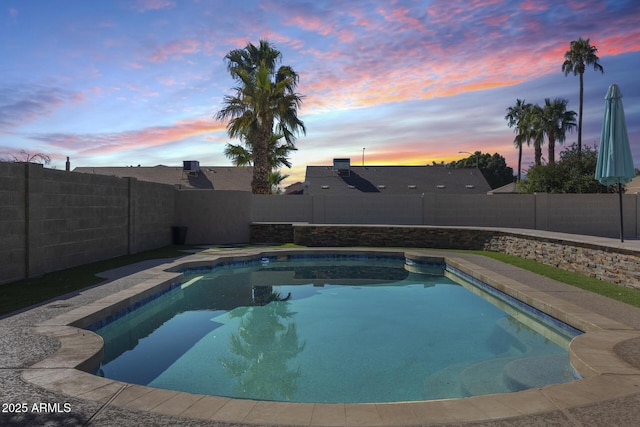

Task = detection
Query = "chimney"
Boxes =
[65,156,70,171]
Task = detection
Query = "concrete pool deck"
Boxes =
[3,235,640,426]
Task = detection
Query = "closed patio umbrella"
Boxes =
[595,83,635,242]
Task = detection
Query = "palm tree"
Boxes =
[223,143,253,167]
[520,104,546,166]
[541,98,577,164]
[505,99,532,181]
[216,40,305,194]
[224,133,297,169]
[269,170,290,194]
[562,37,604,154]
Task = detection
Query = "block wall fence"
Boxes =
[0,163,175,285]
[2,162,639,286]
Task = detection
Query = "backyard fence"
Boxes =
[1,161,638,285]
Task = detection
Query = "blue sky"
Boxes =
[1,0,639,185]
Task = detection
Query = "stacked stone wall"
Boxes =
[250,223,294,244]
[250,223,640,290]
[485,233,640,287]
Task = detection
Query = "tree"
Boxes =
[505,99,532,181]
[518,144,611,193]
[449,151,514,189]
[224,133,296,194]
[269,170,289,194]
[562,37,604,154]
[224,133,297,170]
[541,98,577,165]
[216,40,305,194]
[1,150,51,165]
[522,104,546,166]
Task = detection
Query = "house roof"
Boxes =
[487,181,518,194]
[626,175,640,194]
[303,165,491,195]
[283,181,305,195]
[73,165,253,190]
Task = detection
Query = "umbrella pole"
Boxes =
[619,183,624,242]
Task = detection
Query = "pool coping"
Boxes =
[20,248,640,426]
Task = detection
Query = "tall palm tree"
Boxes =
[216,40,305,194]
[224,133,297,169]
[562,37,604,154]
[541,98,577,164]
[505,99,532,181]
[520,104,546,166]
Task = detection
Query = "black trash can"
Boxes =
[171,226,188,245]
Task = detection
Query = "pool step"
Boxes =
[502,353,574,391]
[458,356,520,396]
[422,356,514,400]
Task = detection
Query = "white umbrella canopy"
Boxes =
[595,83,635,241]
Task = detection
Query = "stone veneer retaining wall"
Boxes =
[250,223,640,289]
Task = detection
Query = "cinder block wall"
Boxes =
[3,161,638,286]
[130,179,176,253]
[250,193,638,239]
[174,190,252,244]
[0,163,175,285]
[0,162,27,284]
[32,166,129,277]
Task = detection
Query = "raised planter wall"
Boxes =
[250,223,640,289]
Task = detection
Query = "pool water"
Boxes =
[95,256,579,403]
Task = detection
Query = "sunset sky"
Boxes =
[2,0,639,186]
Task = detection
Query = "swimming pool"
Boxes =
[92,253,581,404]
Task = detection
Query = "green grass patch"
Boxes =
[0,245,199,316]
[462,250,640,308]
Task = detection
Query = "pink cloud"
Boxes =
[484,13,510,27]
[260,31,305,50]
[598,31,640,56]
[156,76,179,86]
[286,14,333,36]
[520,0,550,11]
[150,38,200,62]
[290,0,640,116]
[376,5,424,31]
[32,118,225,156]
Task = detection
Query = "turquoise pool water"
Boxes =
[94,255,580,403]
